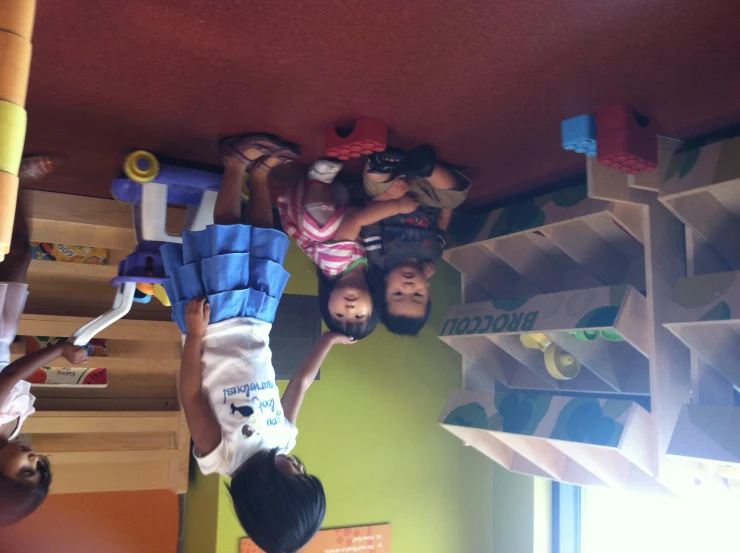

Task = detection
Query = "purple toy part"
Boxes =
[111,275,167,285]
[112,164,221,206]
[110,241,167,286]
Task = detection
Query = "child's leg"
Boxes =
[0,198,31,284]
[248,158,286,229]
[214,157,248,225]
[216,134,299,227]
[425,163,460,190]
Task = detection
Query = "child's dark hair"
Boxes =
[318,268,379,340]
[228,449,325,553]
[381,299,432,336]
[0,456,52,526]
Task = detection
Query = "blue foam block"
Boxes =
[561,114,597,156]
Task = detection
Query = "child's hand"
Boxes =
[421,261,436,278]
[397,195,421,214]
[186,298,211,337]
[322,332,356,346]
[374,178,410,201]
[61,343,89,365]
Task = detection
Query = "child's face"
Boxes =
[385,262,431,318]
[0,442,42,486]
[328,279,373,325]
[275,454,305,476]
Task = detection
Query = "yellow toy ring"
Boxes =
[124,150,160,183]
[544,343,581,380]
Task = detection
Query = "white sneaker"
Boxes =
[308,159,343,184]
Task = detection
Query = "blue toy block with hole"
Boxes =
[561,114,597,156]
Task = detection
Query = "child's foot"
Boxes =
[308,159,343,184]
[219,133,300,169]
[252,146,301,174]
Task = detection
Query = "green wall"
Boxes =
[491,465,552,553]
[185,245,496,553]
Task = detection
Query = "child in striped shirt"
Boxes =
[278,160,419,340]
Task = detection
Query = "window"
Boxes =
[554,482,740,553]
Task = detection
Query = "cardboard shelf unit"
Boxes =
[439,390,662,491]
[438,138,740,496]
[653,137,740,492]
[440,285,649,396]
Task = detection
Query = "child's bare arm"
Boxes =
[281,332,354,424]
[333,196,420,242]
[438,208,453,231]
[180,299,221,456]
[0,343,88,404]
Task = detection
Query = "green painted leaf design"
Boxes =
[699,301,732,322]
[488,200,546,239]
[678,147,700,178]
[576,306,619,328]
[663,147,701,182]
[601,399,632,421]
[551,184,588,208]
[488,414,504,431]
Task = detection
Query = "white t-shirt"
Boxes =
[0,377,35,441]
[194,317,298,476]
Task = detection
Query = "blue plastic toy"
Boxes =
[561,114,597,157]
[71,150,219,347]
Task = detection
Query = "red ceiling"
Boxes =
[22,0,740,206]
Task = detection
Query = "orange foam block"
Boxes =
[0,0,36,40]
[0,31,31,106]
[0,171,19,260]
[326,117,387,160]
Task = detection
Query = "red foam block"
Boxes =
[326,117,388,160]
[597,105,658,174]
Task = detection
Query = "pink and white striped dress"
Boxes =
[277,182,367,277]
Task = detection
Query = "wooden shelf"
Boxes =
[24,189,186,251]
[28,259,118,280]
[18,314,180,342]
[10,354,179,371]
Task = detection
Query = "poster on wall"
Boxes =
[241,524,391,553]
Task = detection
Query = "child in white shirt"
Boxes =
[163,133,353,553]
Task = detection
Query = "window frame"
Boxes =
[552,482,582,553]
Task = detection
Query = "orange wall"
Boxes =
[0,490,178,553]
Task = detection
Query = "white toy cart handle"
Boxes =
[71,282,137,346]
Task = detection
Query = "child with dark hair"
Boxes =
[361,145,471,336]
[165,134,354,553]
[278,159,419,340]
[0,196,88,526]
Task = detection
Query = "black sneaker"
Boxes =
[366,147,406,174]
